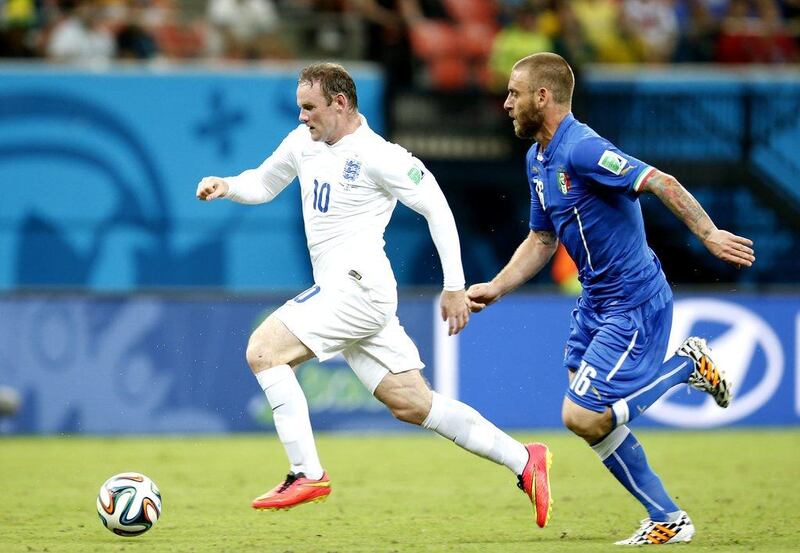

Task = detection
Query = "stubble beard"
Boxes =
[513,104,544,140]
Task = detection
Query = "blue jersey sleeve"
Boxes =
[529,193,554,231]
[526,149,554,231]
[570,136,656,194]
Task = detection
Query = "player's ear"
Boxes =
[334,92,348,112]
[537,87,548,106]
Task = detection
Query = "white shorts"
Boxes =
[273,277,424,393]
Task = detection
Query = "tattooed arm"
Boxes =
[640,170,755,268]
[467,230,558,312]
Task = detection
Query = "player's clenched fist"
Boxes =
[196,177,229,201]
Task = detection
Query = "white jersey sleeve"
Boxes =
[368,144,465,291]
[224,127,302,204]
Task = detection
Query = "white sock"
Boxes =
[255,365,324,480]
[591,425,630,461]
[422,391,528,475]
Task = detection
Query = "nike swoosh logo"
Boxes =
[302,482,331,488]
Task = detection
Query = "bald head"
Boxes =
[513,53,574,107]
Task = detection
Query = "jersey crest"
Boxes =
[342,158,361,183]
[557,168,571,194]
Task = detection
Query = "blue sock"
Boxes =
[592,426,679,522]
[611,354,694,426]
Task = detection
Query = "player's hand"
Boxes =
[440,290,470,336]
[466,282,500,313]
[196,177,229,201]
[703,229,755,268]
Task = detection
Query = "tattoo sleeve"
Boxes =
[641,171,716,240]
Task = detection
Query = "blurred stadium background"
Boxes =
[0,1,798,548]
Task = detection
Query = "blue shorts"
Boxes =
[563,284,673,413]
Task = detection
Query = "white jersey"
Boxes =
[224,115,465,299]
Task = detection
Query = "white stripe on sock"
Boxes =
[592,425,630,461]
[612,451,665,513]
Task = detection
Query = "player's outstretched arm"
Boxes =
[639,170,755,268]
[196,177,229,201]
[467,230,558,313]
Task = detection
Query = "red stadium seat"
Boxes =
[155,23,205,59]
[443,0,498,23]
[408,20,462,59]
[428,56,470,90]
[459,21,498,60]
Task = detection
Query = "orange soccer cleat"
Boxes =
[517,442,553,528]
[251,472,331,511]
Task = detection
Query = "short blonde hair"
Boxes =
[514,52,574,106]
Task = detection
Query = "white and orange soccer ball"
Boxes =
[96,472,162,536]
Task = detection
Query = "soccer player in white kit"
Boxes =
[196,62,553,527]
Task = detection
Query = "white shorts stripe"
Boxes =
[607,330,639,382]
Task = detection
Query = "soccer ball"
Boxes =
[97,472,162,536]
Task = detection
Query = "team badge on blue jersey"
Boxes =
[557,168,571,194]
[342,159,361,183]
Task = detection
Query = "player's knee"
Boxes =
[245,337,275,373]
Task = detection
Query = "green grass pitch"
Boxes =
[1,430,798,552]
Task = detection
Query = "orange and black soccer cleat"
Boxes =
[678,337,732,408]
[517,442,553,528]
[251,472,331,511]
[615,511,695,545]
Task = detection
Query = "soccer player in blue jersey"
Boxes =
[467,53,755,546]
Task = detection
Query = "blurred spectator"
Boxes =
[673,0,721,62]
[46,0,116,64]
[116,21,158,60]
[351,0,414,88]
[717,0,799,63]
[571,0,639,63]
[488,4,553,91]
[207,0,287,59]
[0,0,39,57]
[623,0,680,63]
[551,0,596,67]
[105,1,162,60]
[782,0,800,34]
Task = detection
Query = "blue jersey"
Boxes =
[527,114,667,312]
